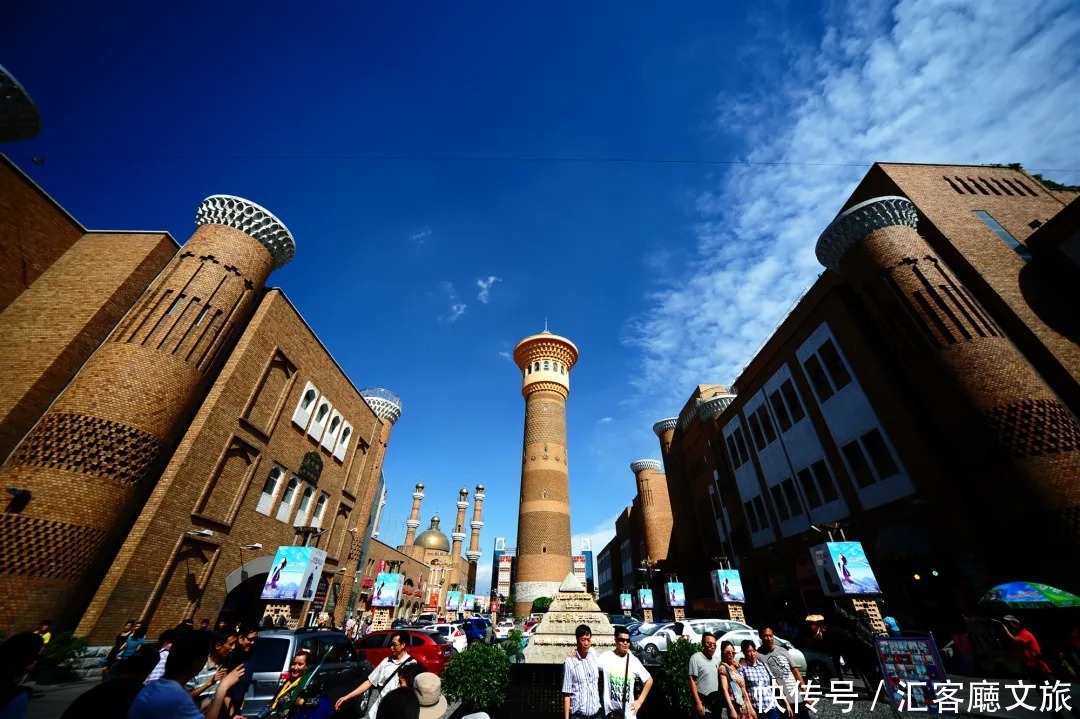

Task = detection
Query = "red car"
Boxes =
[354,629,453,675]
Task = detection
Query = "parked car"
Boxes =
[607,614,642,629]
[427,623,467,653]
[631,619,752,664]
[354,629,454,675]
[458,618,488,644]
[494,620,516,640]
[416,612,437,623]
[715,628,808,675]
[391,619,410,629]
[241,629,369,718]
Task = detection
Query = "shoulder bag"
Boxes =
[356,657,414,717]
[605,653,631,719]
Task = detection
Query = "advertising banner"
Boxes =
[463,594,475,611]
[261,546,327,601]
[637,588,654,609]
[665,582,686,607]
[810,541,881,596]
[710,569,745,603]
[370,572,403,608]
[620,593,632,611]
[875,635,949,713]
[446,591,462,612]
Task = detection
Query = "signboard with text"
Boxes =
[875,635,949,713]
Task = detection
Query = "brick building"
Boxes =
[0,156,402,642]
[357,539,432,620]
[603,163,1080,630]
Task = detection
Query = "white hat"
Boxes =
[415,672,448,719]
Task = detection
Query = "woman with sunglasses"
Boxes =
[719,641,755,719]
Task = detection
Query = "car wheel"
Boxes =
[807,660,831,685]
[644,644,660,662]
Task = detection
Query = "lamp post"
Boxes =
[238,543,262,583]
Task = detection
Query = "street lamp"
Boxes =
[238,543,263,582]
[186,529,214,538]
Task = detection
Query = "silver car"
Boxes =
[717,628,807,675]
[631,619,752,664]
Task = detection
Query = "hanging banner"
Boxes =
[261,546,327,601]
[710,569,745,603]
[810,541,881,596]
[620,593,632,611]
[665,582,686,607]
[637,588,654,609]
[446,591,462,612]
[463,593,476,611]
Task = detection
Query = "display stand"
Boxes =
[372,607,392,631]
[836,596,887,635]
[673,607,686,621]
[642,609,653,622]
[718,603,745,623]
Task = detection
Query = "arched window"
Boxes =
[312,494,328,527]
[329,416,340,433]
[292,382,321,428]
[543,360,550,371]
[334,425,352,462]
[561,365,566,375]
[526,366,531,375]
[542,543,547,553]
[534,362,540,372]
[257,466,283,515]
[276,477,299,522]
[294,487,314,526]
[301,389,316,410]
[316,404,330,422]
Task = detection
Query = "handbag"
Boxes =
[356,658,414,717]
[605,653,631,719]
[722,664,744,707]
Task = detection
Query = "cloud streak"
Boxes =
[438,281,467,322]
[476,276,501,303]
[625,0,1080,417]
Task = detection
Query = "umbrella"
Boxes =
[979,582,1080,609]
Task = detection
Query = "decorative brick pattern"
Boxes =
[983,398,1080,459]
[524,397,566,446]
[0,515,106,580]
[11,412,162,485]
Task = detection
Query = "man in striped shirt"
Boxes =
[563,624,602,719]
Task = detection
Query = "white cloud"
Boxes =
[409,228,431,250]
[498,350,513,361]
[598,417,613,424]
[437,282,467,322]
[476,276,502,303]
[625,0,1080,416]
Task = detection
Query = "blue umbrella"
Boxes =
[980,582,1080,609]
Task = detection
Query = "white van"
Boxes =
[416,612,437,624]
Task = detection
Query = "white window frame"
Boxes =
[276,476,300,522]
[307,398,333,441]
[256,464,285,516]
[292,381,320,428]
[321,410,344,452]
[333,422,353,462]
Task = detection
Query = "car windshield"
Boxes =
[250,636,291,674]
[434,626,450,636]
[634,623,663,637]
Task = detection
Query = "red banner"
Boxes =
[361,576,374,589]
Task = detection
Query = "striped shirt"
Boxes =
[562,649,601,717]
[739,661,780,713]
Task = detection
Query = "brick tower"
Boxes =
[450,486,469,567]
[816,196,1080,583]
[0,195,294,630]
[651,419,677,466]
[465,483,485,592]
[512,329,579,618]
[630,459,672,563]
[403,482,425,545]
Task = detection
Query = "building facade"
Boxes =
[0,157,401,641]
[604,163,1080,630]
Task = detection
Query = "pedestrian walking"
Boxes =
[102,619,135,678]
[738,640,792,719]
[33,620,51,646]
[145,629,179,685]
[186,630,238,712]
[688,632,723,716]
[129,631,244,719]
[598,626,652,718]
[335,631,416,718]
[718,641,753,719]
[562,624,602,719]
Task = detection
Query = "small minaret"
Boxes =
[404,482,425,546]
[465,483,485,591]
[631,459,673,563]
[450,486,469,569]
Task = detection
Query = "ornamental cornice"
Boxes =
[513,333,579,370]
[0,64,41,143]
[195,195,296,270]
[630,459,663,474]
[451,532,467,541]
[465,551,481,561]
[652,418,678,436]
[361,388,403,425]
[470,520,484,529]
[697,394,737,421]
[405,519,420,528]
[457,500,469,509]
[412,491,424,500]
[474,492,486,501]
[816,195,918,273]
[524,380,569,399]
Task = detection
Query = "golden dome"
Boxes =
[414,516,450,552]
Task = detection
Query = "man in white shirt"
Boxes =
[599,627,653,718]
[336,631,416,718]
[129,632,244,719]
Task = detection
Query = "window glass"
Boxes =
[782,478,803,516]
[747,414,766,451]
[803,355,834,402]
[408,633,427,647]
[314,495,327,520]
[298,487,313,513]
[316,404,329,422]
[301,389,316,409]
[357,634,387,649]
[797,468,822,508]
[262,468,281,495]
[752,496,768,530]
[250,637,291,673]
[818,340,852,391]
[769,391,792,432]
[281,479,298,504]
[862,429,899,479]
[973,210,1032,260]
[329,417,340,432]
[322,637,357,663]
[756,406,777,444]
[743,501,759,533]
[781,380,805,422]
[733,428,750,464]
[812,460,838,503]
[842,441,876,489]
[771,485,789,521]
[726,436,741,469]
[543,360,550,371]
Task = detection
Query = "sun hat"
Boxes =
[805,614,825,622]
[415,672,449,719]
[1003,615,1020,624]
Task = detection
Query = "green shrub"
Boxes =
[42,631,88,670]
[531,596,552,613]
[498,630,525,661]
[442,640,511,710]
[659,638,701,713]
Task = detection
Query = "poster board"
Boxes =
[875,635,949,713]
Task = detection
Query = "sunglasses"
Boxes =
[616,637,630,643]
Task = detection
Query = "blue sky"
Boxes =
[4,1,1078,595]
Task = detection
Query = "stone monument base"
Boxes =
[523,573,615,664]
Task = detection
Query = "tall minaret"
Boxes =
[465,483,485,591]
[450,487,469,572]
[512,329,579,618]
[404,482,425,546]
[631,459,672,563]
[0,195,294,631]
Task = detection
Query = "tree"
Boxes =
[442,641,511,711]
[658,638,700,713]
[531,596,552,613]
